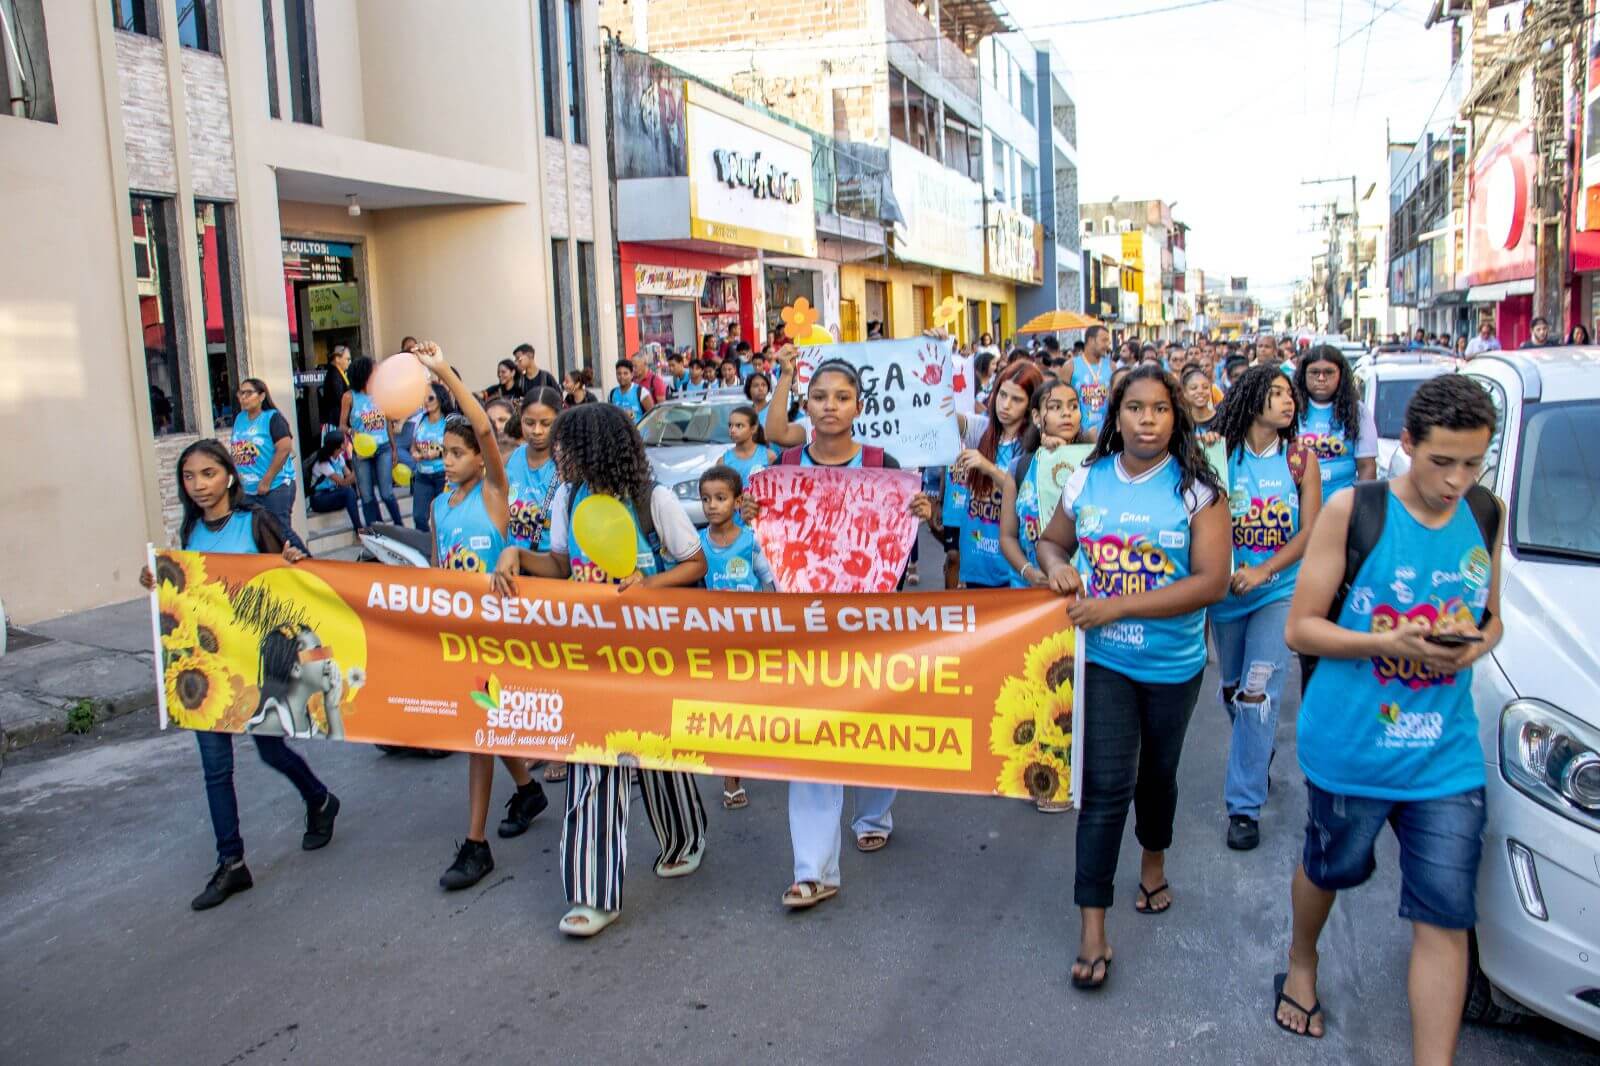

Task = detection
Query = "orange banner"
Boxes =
[148,550,1083,804]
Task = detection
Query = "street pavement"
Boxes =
[2,546,1596,1065]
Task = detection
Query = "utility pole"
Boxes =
[1303,176,1360,338]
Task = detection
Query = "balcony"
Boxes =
[884,0,1011,113]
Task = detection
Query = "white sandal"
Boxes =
[722,787,748,810]
[558,905,619,937]
[654,845,704,879]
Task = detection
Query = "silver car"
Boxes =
[639,390,756,526]
[1356,351,1461,478]
[1460,348,1600,1039]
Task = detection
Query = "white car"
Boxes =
[1461,348,1600,1039]
[1356,352,1460,478]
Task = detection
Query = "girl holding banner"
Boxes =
[999,377,1082,592]
[492,403,709,938]
[1034,364,1232,990]
[950,363,1045,589]
[410,346,554,893]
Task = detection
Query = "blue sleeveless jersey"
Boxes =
[1070,357,1113,437]
[184,511,259,554]
[1071,457,1207,684]
[1010,453,1044,587]
[432,481,507,573]
[1299,401,1356,499]
[609,384,646,424]
[720,446,774,485]
[230,411,294,492]
[960,438,1020,586]
[567,485,667,584]
[350,391,390,446]
[413,416,446,475]
[505,445,558,551]
[699,526,769,591]
[1212,442,1301,622]
[1297,492,1492,800]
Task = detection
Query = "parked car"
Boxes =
[1355,351,1460,478]
[638,391,754,526]
[1459,347,1600,1040]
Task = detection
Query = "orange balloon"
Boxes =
[369,353,430,420]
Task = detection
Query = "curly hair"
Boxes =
[1214,364,1295,462]
[553,402,653,500]
[1294,345,1361,442]
[968,361,1045,500]
[1084,363,1224,500]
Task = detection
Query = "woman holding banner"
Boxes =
[1035,364,1231,990]
[492,403,708,938]
[950,362,1044,589]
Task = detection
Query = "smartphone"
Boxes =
[1424,632,1484,648]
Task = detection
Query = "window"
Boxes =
[177,0,219,52]
[2,0,58,122]
[1020,159,1037,218]
[990,133,1008,203]
[550,239,574,376]
[864,279,888,336]
[913,286,934,332]
[194,202,243,426]
[888,68,907,143]
[132,195,188,435]
[563,0,585,143]
[284,0,319,124]
[538,0,560,138]
[943,114,981,182]
[1019,72,1035,124]
[576,241,598,370]
[1102,217,1114,234]
[1513,401,1600,560]
[907,80,929,156]
[112,1,158,36]
[260,0,278,118]
[889,67,939,160]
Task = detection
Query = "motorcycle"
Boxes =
[356,525,451,758]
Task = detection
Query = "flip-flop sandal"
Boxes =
[1273,972,1324,1039]
[1070,955,1112,990]
[1035,798,1072,813]
[855,832,889,853]
[544,763,568,783]
[781,880,838,909]
[1135,881,1172,915]
[654,845,704,879]
[722,788,748,810]
[558,905,619,938]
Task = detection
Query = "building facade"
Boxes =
[1080,199,1187,341]
[1,0,617,622]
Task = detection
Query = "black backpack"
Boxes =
[1300,480,1500,684]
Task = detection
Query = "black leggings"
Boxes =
[1073,662,1205,909]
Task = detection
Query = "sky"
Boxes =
[1005,0,1453,308]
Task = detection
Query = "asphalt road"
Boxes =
[3,546,1595,1065]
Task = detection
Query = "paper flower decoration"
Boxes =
[932,297,963,328]
[781,297,820,340]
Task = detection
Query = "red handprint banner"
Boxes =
[793,338,962,467]
[748,466,922,593]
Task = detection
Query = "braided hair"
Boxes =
[1294,345,1360,440]
[552,402,652,501]
[1215,364,1295,462]
[1084,363,1223,500]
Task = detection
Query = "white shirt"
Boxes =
[1464,335,1500,356]
[547,483,703,564]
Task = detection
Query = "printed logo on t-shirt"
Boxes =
[231,437,261,469]
[1299,430,1347,461]
[1369,598,1474,689]
[1232,497,1294,551]
[1082,534,1175,597]
[1076,505,1106,536]
[1461,545,1491,588]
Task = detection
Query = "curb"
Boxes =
[1,682,158,753]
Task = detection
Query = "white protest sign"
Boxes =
[794,337,961,467]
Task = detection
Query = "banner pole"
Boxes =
[146,544,169,729]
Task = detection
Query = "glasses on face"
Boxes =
[237,388,258,397]
[1306,367,1338,379]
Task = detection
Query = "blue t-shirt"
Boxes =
[960,438,1020,587]
[505,445,558,551]
[1297,492,1492,800]
[350,391,390,447]
[610,384,646,424]
[1063,454,1214,684]
[413,415,447,475]
[720,446,775,485]
[699,526,773,591]
[1070,357,1114,438]
[184,511,259,554]
[432,481,507,573]
[230,410,295,492]
[1299,401,1357,500]
[1211,441,1301,623]
[1011,453,1044,588]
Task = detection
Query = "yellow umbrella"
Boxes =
[1017,310,1102,334]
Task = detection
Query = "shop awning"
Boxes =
[1466,279,1535,303]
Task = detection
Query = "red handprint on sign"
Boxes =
[747,467,921,592]
[916,344,947,387]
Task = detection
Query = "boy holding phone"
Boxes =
[1272,375,1503,1061]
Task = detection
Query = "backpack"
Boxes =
[1300,480,1500,683]
[559,482,662,571]
[778,444,886,467]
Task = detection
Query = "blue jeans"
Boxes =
[411,471,446,533]
[195,731,327,865]
[353,444,402,527]
[253,482,309,553]
[1209,596,1293,819]
[1301,782,1487,929]
[309,485,361,533]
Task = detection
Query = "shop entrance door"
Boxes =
[282,238,367,447]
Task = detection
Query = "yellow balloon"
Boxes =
[352,433,377,458]
[801,324,835,345]
[392,463,412,487]
[571,494,639,580]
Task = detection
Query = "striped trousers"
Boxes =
[561,763,707,911]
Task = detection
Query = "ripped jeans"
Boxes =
[1209,596,1293,820]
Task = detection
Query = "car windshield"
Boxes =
[1513,401,1600,563]
[638,401,736,446]
[1372,377,1427,439]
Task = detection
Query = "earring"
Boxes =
[228,477,235,487]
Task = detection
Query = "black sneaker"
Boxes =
[497,782,548,838]
[191,860,253,911]
[1226,815,1260,851]
[302,792,340,850]
[439,839,494,891]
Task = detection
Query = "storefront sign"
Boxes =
[1466,124,1536,287]
[149,550,1082,804]
[987,203,1041,283]
[281,239,353,283]
[888,140,984,274]
[686,85,816,257]
[635,265,708,299]
[307,283,360,332]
